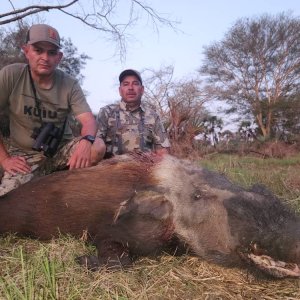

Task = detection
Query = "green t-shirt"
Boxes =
[0,63,91,150]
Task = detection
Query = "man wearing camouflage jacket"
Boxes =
[96,69,170,157]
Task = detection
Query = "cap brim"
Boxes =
[119,70,142,84]
[28,39,61,48]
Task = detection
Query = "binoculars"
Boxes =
[31,122,63,157]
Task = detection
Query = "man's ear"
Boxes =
[56,51,63,64]
[21,45,29,57]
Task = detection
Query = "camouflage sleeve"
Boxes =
[96,105,111,140]
[153,114,171,148]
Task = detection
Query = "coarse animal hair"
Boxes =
[0,153,300,277]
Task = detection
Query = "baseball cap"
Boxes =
[119,69,142,85]
[26,24,61,48]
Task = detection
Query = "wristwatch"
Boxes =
[80,135,95,144]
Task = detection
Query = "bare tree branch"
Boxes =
[142,65,207,145]
[132,0,177,33]
[1,0,178,60]
[0,1,78,25]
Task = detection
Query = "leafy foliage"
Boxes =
[271,94,300,142]
[200,13,300,139]
[0,26,27,68]
[58,37,90,85]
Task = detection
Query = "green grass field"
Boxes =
[0,154,300,299]
[200,153,300,211]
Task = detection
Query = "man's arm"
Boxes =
[78,111,106,164]
[77,111,98,137]
[67,112,96,169]
[67,112,105,169]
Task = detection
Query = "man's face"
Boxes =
[22,41,62,77]
[119,75,144,106]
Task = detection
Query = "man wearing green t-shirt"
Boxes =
[0,24,105,196]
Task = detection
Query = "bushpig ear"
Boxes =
[135,194,173,220]
[113,190,173,223]
[113,199,132,223]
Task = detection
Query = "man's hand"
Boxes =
[67,139,92,170]
[1,156,32,175]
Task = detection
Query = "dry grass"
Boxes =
[0,236,300,300]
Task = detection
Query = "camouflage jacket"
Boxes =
[96,100,170,155]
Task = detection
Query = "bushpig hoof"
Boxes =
[75,255,100,271]
[75,253,132,271]
[76,241,133,271]
[97,240,133,270]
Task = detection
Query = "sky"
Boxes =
[2,0,300,128]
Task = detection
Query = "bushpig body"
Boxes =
[0,153,299,275]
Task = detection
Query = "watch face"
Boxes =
[87,135,95,141]
[82,135,95,143]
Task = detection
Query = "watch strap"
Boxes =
[80,135,95,144]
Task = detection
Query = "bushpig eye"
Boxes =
[193,190,202,200]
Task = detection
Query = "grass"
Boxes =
[1,237,300,300]
[1,238,300,299]
[200,153,300,211]
[1,153,300,299]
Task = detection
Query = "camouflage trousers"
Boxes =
[0,137,81,196]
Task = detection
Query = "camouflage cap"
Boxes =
[119,69,142,85]
[26,24,61,48]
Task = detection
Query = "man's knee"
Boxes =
[0,171,34,196]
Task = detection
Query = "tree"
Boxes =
[200,116,223,146]
[1,0,176,59]
[142,65,209,147]
[200,13,300,139]
[237,121,257,143]
[272,94,300,142]
[58,38,90,84]
[0,25,27,67]
[142,65,175,119]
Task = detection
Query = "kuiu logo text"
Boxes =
[24,105,58,119]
